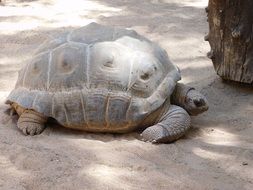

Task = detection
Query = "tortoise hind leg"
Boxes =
[141,105,191,143]
[17,109,48,136]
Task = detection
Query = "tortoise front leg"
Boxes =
[171,83,208,116]
[141,105,191,143]
[17,109,48,136]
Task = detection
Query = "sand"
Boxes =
[0,0,252,189]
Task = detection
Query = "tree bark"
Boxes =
[206,0,253,84]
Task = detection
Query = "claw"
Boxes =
[22,128,28,136]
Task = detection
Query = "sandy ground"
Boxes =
[0,0,253,189]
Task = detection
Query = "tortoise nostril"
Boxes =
[194,99,205,107]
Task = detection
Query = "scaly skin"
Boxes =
[141,105,191,143]
[140,83,208,143]
[11,103,48,135]
[171,83,209,116]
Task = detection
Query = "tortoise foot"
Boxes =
[17,110,47,136]
[140,125,169,143]
[140,105,191,143]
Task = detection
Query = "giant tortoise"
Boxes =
[6,23,208,143]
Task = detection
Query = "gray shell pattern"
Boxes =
[7,23,181,132]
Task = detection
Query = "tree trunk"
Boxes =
[206,0,253,84]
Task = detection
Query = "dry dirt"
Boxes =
[0,0,253,190]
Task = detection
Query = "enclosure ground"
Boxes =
[0,0,252,190]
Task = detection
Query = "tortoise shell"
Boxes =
[6,23,181,132]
